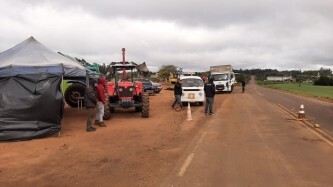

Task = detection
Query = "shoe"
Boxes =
[205,112,208,115]
[98,122,107,127]
[87,127,96,132]
[209,112,214,115]
[94,120,99,125]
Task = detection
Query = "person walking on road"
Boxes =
[84,79,98,132]
[172,78,184,110]
[96,77,107,127]
[241,79,246,93]
[204,77,216,115]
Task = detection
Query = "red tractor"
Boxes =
[103,48,149,119]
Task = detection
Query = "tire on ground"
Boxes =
[64,83,86,107]
[141,92,149,118]
[103,95,112,120]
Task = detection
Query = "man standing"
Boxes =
[241,79,246,93]
[171,78,184,110]
[84,79,97,132]
[96,77,107,127]
[204,77,216,115]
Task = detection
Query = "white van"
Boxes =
[180,76,205,105]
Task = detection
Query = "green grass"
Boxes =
[258,81,333,100]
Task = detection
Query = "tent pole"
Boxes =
[62,76,64,97]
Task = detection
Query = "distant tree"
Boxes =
[98,63,107,75]
[314,76,333,86]
[157,65,178,80]
[319,68,332,76]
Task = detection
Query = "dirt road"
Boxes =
[0,84,218,186]
[162,79,333,186]
[1,81,333,186]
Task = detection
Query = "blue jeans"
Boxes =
[172,95,183,108]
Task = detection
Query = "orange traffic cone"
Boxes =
[298,104,305,120]
[186,102,193,121]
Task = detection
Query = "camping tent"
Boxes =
[0,36,86,141]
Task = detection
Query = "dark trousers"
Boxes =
[205,97,214,113]
[172,95,183,108]
[87,107,96,129]
[242,86,245,93]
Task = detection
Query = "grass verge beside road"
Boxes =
[256,81,333,101]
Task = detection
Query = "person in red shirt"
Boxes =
[95,77,107,127]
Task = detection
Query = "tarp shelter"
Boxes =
[0,36,86,141]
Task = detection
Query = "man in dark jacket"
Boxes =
[204,77,216,115]
[172,78,184,110]
[241,79,246,93]
[84,79,98,132]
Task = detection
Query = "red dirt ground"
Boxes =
[0,83,225,186]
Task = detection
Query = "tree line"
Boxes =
[70,57,333,86]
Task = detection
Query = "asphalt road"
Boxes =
[162,79,333,187]
[254,79,333,136]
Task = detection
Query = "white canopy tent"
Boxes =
[0,36,86,141]
[0,36,86,77]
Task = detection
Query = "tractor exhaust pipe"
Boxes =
[122,48,126,78]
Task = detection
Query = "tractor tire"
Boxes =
[141,92,149,118]
[103,95,112,120]
[103,97,112,120]
[64,83,86,107]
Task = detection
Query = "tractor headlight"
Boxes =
[129,88,133,91]
[119,88,123,92]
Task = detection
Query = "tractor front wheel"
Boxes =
[141,92,149,118]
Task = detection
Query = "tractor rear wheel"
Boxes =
[103,95,112,120]
[141,92,149,118]
[64,83,86,107]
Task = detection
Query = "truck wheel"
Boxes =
[64,83,86,107]
[230,85,234,93]
[141,92,149,118]
[103,96,112,120]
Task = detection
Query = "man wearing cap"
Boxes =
[84,79,98,132]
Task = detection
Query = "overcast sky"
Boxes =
[0,0,332,72]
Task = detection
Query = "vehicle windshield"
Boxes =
[181,78,204,87]
[211,74,228,81]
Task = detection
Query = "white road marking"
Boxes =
[178,132,206,177]
[178,153,194,177]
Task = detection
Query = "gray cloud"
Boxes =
[0,0,332,72]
